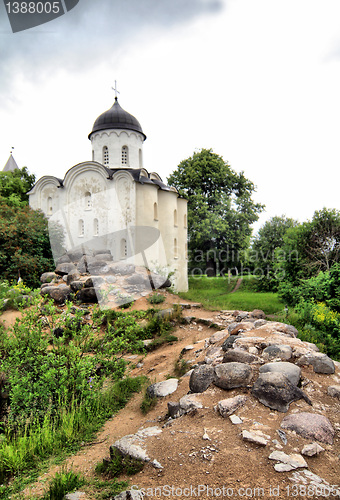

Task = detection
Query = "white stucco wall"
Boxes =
[90,129,144,169]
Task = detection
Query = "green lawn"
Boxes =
[179,275,284,315]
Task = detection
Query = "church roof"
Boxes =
[89,97,146,140]
[3,153,19,172]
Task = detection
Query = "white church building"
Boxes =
[28,95,188,292]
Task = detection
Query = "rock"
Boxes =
[209,331,228,344]
[204,345,224,364]
[64,493,86,500]
[126,274,149,286]
[136,426,162,438]
[105,275,117,284]
[84,276,105,287]
[259,362,301,386]
[281,413,335,444]
[217,395,247,417]
[242,430,268,446]
[262,345,292,361]
[111,435,149,462]
[109,263,136,275]
[150,272,171,289]
[327,385,340,399]
[202,428,211,440]
[167,402,181,418]
[114,490,144,500]
[251,309,266,319]
[70,281,85,292]
[156,308,174,320]
[214,362,253,390]
[66,272,81,285]
[229,415,243,424]
[147,379,178,398]
[301,442,325,457]
[40,272,58,283]
[76,287,98,303]
[151,459,163,469]
[254,319,267,328]
[95,253,113,261]
[251,372,312,412]
[221,335,239,351]
[222,348,258,364]
[40,285,57,296]
[297,352,335,374]
[189,365,216,393]
[275,463,295,472]
[179,394,203,412]
[48,285,71,304]
[55,262,77,276]
[269,450,308,469]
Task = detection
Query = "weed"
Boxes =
[174,358,191,377]
[42,468,85,500]
[96,449,144,478]
[140,391,158,415]
[147,293,166,304]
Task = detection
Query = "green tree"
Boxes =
[0,195,54,287]
[167,149,264,275]
[250,215,298,291]
[0,167,35,206]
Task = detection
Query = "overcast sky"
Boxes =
[1,0,340,234]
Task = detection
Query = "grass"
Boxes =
[0,376,146,496]
[179,275,284,314]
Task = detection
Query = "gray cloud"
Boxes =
[0,0,223,98]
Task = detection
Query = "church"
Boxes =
[28,93,188,292]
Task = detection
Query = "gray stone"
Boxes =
[269,451,308,469]
[111,435,149,462]
[251,372,312,412]
[251,309,266,319]
[150,272,171,289]
[179,394,203,412]
[189,364,216,393]
[214,362,253,390]
[209,331,228,344]
[109,263,136,275]
[126,274,149,286]
[222,348,258,364]
[259,362,301,386]
[262,345,292,361]
[217,395,247,417]
[275,463,295,472]
[64,493,86,500]
[167,402,181,418]
[229,415,243,424]
[301,442,325,457]
[76,287,98,303]
[66,272,81,285]
[40,285,57,296]
[55,262,77,276]
[40,272,58,283]
[221,335,239,351]
[105,275,117,284]
[281,412,335,444]
[254,319,267,328]
[114,490,144,500]
[298,352,335,374]
[84,276,105,287]
[146,379,178,398]
[95,253,113,261]
[48,285,71,304]
[70,281,85,292]
[327,385,340,399]
[242,430,268,446]
[136,426,162,438]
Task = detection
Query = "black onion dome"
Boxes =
[89,98,146,140]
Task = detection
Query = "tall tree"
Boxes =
[167,149,264,275]
[0,167,35,206]
[250,215,298,290]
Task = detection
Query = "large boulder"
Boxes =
[221,335,239,351]
[251,372,312,412]
[214,362,253,390]
[48,285,71,304]
[40,272,58,283]
[76,287,98,303]
[259,362,301,386]
[297,352,335,374]
[262,345,292,361]
[281,412,335,444]
[189,365,216,393]
[55,262,77,276]
[147,379,178,398]
[222,348,258,364]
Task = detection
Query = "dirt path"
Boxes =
[230,277,243,294]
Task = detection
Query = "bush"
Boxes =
[42,468,85,500]
[147,293,166,304]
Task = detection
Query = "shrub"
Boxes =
[147,293,166,304]
[42,468,85,500]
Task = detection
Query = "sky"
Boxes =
[1,0,340,234]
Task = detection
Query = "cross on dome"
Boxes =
[112,80,120,100]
